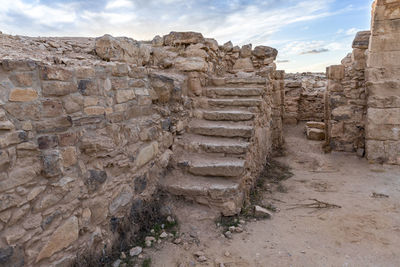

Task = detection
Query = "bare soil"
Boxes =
[146,123,400,267]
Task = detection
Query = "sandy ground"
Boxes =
[147,123,400,267]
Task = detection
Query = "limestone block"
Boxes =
[62,94,83,114]
[367,108,400,125]
[78,79,100,95]
[4,226,26,245]
[9,88,38,102]
[95,34,140,63]
[368,51,400,68]
[184,45,208,59]
[331,106,353,120]
[9,72,34,87]
[42,98,64,117]
[326,65,345,81]
[116,89,136,104]
[34,116,72,133]
[41,150,63,178]
[149,74,174,102]
[252,46,278,59]
[307,128,325,141]
[174,57,208,72]
[352,31,371,49]
[163,31,205,46]
[61,147,77,167]
[40,66,73,81]
[306,121,325,130]
[0,131,28,148]
[136,141,159,167]
[42,81,77,96]
[36,216,79,262]
[85,169,107,192]
[111,63,129,77]
[58,132,78,147]
[205,38,218,51]
[109,186,133,215]
[38,135,59,150]
[240,44,252,58]
[232,58,254,72]
[366,122,400,140]
[84,106,105,116]
[366,140,386,163]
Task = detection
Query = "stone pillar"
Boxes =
[366,0,400,164]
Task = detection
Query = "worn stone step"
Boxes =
[182,134,250,154]
[160,170,243,215]
[189,120,253,138]
[208,98,262,107]
[179,155,245,177]
[202,110,255,121]
[206,87,263,97]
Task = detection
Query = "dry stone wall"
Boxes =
[325,31,369,153]
[365,0,400,164]
[0,31,282,266]
[284,73,326,124]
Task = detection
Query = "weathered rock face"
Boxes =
[284,73,327,124]
[365,0,400,164]
[0,30,282,266]
[325,31,369,153]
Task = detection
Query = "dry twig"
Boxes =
[287,198,341,211]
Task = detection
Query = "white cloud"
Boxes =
[345,27,360,36]
[105,0,134,10]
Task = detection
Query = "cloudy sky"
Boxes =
[0,0,373,72]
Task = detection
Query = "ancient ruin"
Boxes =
[0,0,399,266]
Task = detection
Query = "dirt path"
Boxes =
[147,123,400,267]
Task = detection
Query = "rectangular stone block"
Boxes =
[40,66,73,81]
[326,65,345,81]
[368,108,400,124]
[42,81,77,96]
[368,51,400,68]
[366,122,400,140]
[9,88,38,102]
[116,90,136,104]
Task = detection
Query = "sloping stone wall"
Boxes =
[365,0,400,164]
[325,31,369,153]
[0,31,282,266]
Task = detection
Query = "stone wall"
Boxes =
[365,0,400,164]
[284,73,326,124]
[325,31,370,153]
[0,31,282,266]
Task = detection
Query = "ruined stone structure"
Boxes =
[284,73,326,124]
[325,0,400,164]
[325,31,369,153]
[0,31,283,266]
[365,0,400,164]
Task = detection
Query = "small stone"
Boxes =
[120,252,126,259]
[254,205,272,219]
[166,216,175,223]
[197,256,207,262]
[228,226,236,232]
[173,238,182,244]
[235,227,243,233]
[224,231,233,239]
[224,251,231,257]
[194,251,204,257]
[129,246,142,257]
[112,259,122,267]
[145,240,152,247]
[159,232,168,239]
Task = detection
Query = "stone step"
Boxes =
[189,120,253,138]
[181,134,250,154]
[208,98,262,107]
[202,109,255,121]
[160,170,243,216]
[206,87,263,97]
[178,155,245,177]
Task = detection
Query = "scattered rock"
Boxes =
[254,205,272,219]
[224,231,233,239]
[129,246,142,257]
[159,232,168,239]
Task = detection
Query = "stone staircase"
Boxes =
[161,77,268,215]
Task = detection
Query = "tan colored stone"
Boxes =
[84,106,105,115]
[116,90,136,104]
[4,226,27,245]
[36,216,79,262]
[174,57,208,72]
[9,88,38,102]
[61,147,77,167]
[232,58,254,72]
[136,142,159,167]
[42,81,77,96]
